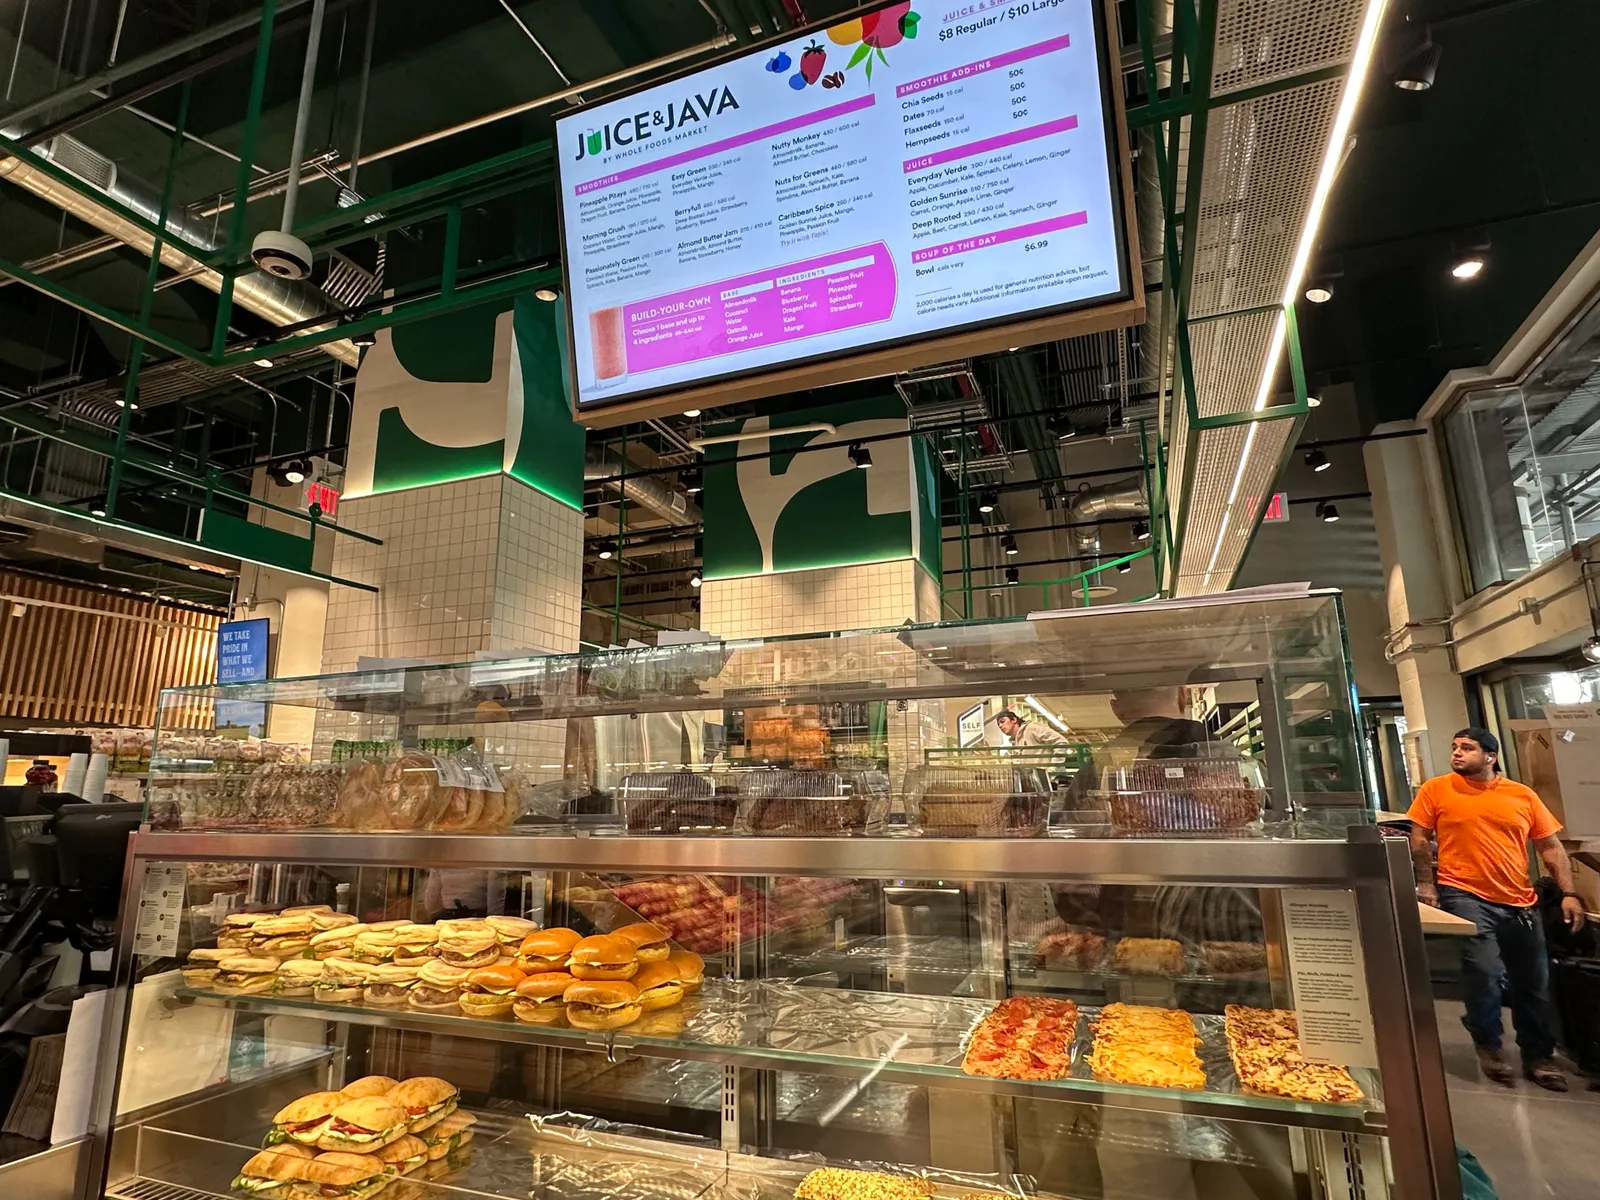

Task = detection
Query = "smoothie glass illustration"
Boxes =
[584,128,602,156]
[589,306,628,388]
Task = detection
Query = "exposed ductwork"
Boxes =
[1069,476,1148,562]
[0,133,359,366]
[584,449,703,527]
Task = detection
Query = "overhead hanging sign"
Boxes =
[215,617,269,737]
[556,0,1133,421]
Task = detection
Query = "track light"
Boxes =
[1305,449,1331,473]
[268,460,308,487]
[596,541,614,560]
[977,491,997,514]
[1317,502,1340,523]
[1451,258,1484,280]
[848,442,872,469]
[534,286,560,302]
[1116,559,1131,574]
[351,328,377,347]
[1002,535,1018,556]
[1133,519,1150,542]
[1307,394,1322,408]
[689,572,702,588]
[1387,21,1441,92]
[1583,636,1600,665]
[1047,411,1077,441]
[1005,566,1020,585]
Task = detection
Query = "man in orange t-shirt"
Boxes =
[1407,727,1586,1091]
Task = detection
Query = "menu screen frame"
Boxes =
[555,0,1138,423]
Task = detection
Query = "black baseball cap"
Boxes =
[1453,727,1500,756]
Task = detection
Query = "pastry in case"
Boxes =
[618,771,738,833]
[1108,937,1186,976]
[1203,940,1268,974]
[904,765,1051,837]
[736,769,887,835]
[1032,930,1106,971]
[1097,757,1266,833]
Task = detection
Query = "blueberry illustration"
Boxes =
[789,71,806,89]
[766,51,792,73]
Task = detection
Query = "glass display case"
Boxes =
[68,593,1458,1200]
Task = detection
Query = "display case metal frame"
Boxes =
[74,824,1459,1200]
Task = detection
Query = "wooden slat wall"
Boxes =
[0,571,221,729]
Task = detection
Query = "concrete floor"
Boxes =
[1434,1000,1600,1198]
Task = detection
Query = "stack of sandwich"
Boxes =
[188,913,706,1031]
[184,906,360,995]
[232,1075,475,1198]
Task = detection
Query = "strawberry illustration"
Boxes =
[800,41,827,85]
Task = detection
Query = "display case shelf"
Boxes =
[171,980,1383,1135]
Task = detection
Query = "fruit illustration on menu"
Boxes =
[559,0,1124,408]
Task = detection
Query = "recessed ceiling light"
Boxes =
[1304,284,1333,304]
[534,287,559,302]
[683,409,701,418]
[1451,258,1484,280]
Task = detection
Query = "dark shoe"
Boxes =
[1524,1060,1568,1092]
[1476,1046,1515,1085]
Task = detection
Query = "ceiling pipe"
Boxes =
[1068,476,1148,565]
[0,133,360,365]
[584,449,703,527]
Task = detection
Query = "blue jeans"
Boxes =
[1437,884,1557,1061]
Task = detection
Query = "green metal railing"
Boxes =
[942,546,1159,614]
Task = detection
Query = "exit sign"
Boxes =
[305,481,340,516]
[1263,491,1289,522]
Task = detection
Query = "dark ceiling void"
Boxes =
[1298,0,1600,430]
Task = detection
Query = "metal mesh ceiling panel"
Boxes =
[1187,78,1344,321]
[1211,0,1368,97]
[1174,415,1294,596]
[1187,308,1282,419]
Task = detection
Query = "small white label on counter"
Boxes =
[1281,888,1379,1068]
[133,864,187,957]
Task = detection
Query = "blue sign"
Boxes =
[216,618,270,736]
[217,618,270,683]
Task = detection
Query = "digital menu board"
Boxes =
[556,0,1130,413]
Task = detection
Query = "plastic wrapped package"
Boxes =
[336,758,391,830]
[1096,757,1266,833]
[904,764,1051,837]
[736,769,889,835]
[619,772,737,834]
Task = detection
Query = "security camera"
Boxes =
[250,230,313,280]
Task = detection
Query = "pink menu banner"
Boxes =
[574,94,877,197]
[622,242,897,372]
[911,210,1088,264]
[904,114,1079,174]
[896,34,1072,98]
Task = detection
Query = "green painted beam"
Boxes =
[1128,62,1350,127]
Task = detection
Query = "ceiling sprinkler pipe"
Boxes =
[251,0,327,281]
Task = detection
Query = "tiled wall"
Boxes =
[322,475,581,671]
[699,557,941,639]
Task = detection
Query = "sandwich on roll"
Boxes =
[407,960,470,1013]
[511,972,573,1024]
[264,1092,343,1147]
[231,1144,315,1197]
[418,1111,476,1161]
[459,965,525,1018]
[285,1151,394,1200]
[311,910,360,932]
[220,911,273,950]
[390,925,439,967]
[281,905,333,918]
[350,929,399,965]
[182,947,233,988]
[632,961,685,1012]
[388,1077,459,1133]
[567,934,639,981]
[214,956,280,995]
[313,958,371,1004]
[613,922,671,963]
[435,926,499,970]
[315,1096,411,1153]
[310,924,368,960]
[562,980,642,1030]
[362,963,420,1007]
[338,1077,400,1101]
[485,915,539,952]
[666,950,704,992]
[374,1134,429,1177]
[514,928,580,974]
[250,913,317,958]
[275,959,325,998]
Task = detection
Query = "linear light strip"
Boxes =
[1193,0,1390,594]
